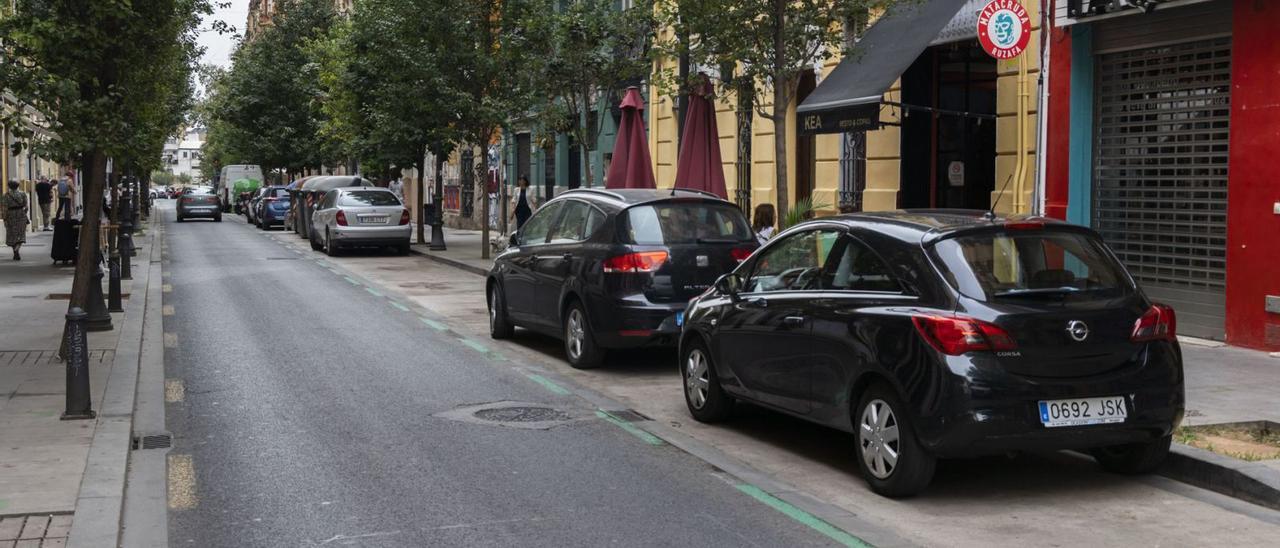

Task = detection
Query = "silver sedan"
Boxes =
[309,187,412,256]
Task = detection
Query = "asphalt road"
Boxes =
[160,203,841,547]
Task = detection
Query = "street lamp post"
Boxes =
[429,156,447,251]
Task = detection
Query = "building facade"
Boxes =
[1043,0,1280,350]
[161,126,207,183]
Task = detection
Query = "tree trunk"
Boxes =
[479,145,491,260]
[68,150,107,312]
[772,111,789,223]
[416,159,425,244]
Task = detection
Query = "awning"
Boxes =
[797,0,970,135]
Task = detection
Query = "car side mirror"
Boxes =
[715,273,742,300]
[509,231,520,248]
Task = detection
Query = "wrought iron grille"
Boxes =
[838,132,867,211]
[734,93,753,213]
[460,148,475,218]
[1093,36,1231,338]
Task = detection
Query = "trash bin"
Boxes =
[423,202,437,226]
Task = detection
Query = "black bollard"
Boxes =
[107,251,124,313]
[120,218,134,278]
[61,307,97,420]
[86,255,114,331]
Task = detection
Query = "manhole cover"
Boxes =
[474,406,571,423]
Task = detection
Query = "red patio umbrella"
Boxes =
[605,87,656,190]
[674,76,727,199]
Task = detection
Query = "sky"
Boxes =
[197,0,251,69]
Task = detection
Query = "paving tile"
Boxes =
[16,516,46,540]
[13,540,38,548]
[0,518,23,541]
[41,516,70,539]
[0,541,13,548]
[41,539,65,548]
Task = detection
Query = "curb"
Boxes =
[1159,443,1280,512]
[65,221,157,548]
[407,246,489,276]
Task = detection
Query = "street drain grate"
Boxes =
[474,406,572,423]
[132,433,171,450]
[605,409,652,422]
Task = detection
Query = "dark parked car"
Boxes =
[176,186,221,222]
[678,211,1184,497]
[486,188,758,369]
[253,186,291,229]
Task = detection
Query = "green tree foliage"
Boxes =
[151,170,176,187]
[656,0,893,219]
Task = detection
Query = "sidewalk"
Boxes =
[0,225,155,546]
[408,226,496,275]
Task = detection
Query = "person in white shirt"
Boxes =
[388,177,405,201]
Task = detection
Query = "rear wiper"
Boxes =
[994,287,1081,298]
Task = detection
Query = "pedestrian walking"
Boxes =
[34,177,53,230]
[388,176,404,202]
[512,175,534,230]
[752,203,776,244]
[4,180,31,260]
[55,173,76,220]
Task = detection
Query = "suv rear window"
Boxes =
[931,229,1133,302]
[339,191,400,206]
[624,202,753,245]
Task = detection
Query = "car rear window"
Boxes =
[624,202,753,245]
[268,188,289,198]
[339,191,400,206]
[189,187,214,195]
[931,229,1133,302]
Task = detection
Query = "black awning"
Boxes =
[797,0,969,135]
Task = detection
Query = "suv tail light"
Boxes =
[1131,304,1176,342]
[731,247,753,262]
[336,210,348,226]
[399,209,411,225]
[912,315,1017,355]
[603,251,668,273]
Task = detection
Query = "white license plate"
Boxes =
[1038,396,1128,428]
[360,216,387,224]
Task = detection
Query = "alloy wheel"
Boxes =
[859,399,901,479]
[566,308,585,361]
[685,348,710,409]
[488,289,498,330]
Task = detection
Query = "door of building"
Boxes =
[1092,36,1232,340]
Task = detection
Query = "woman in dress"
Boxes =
[4,180,31,261]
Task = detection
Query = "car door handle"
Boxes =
[782,315,806,327]
[562,253,573,260]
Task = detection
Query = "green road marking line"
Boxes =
[596,410,664,446]
[525,373,570,395]
[364,287,383,297]
[420,317,448,331]
[460,338,490,353]
[344,276,360,285]
[733,484,872,548]
[389,301,410,312]
[327,268,340,274]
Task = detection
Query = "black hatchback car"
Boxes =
[486,188,758,369]
[679,211,1184,497]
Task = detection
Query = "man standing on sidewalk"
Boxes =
[34,176,53,230]
[55,173,76,220]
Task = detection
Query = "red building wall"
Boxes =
[1225,0,1280,350]
[1043,1,1072,221]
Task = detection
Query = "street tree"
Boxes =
[656,0,891,219]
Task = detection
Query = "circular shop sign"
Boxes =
[977,0,1031,60]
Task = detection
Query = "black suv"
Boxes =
[679,211,1184,497]
[487,189,758,368]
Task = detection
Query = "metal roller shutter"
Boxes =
[1093,36,1232,340]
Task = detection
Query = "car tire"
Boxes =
[1091,435,1172,475]
[397,242,411,256]
[854,382,936,498]
[325,230,341,257]
[309,234,323,251]
[681,339,734,423]
[214,214,222,222]
[563,300,603,369]
[487,284,515,340]
[176,216,184,222]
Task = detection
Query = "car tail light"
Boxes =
[603,251,668,273]
[265,197,277,203]
[180,197,191,204]
[1132,304,1176,342]
[336,210,348,226]
[730,247,753,262]
[399,209,411,225]
[1004,221,1044,230]
[912,315,1017,355]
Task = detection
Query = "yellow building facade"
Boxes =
[648,0,1040,219]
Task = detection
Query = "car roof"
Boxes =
[557,188,731,208]
[804,209,1078,245]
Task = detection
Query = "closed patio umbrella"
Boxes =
[605,87,656,190]
[674,76,727,199]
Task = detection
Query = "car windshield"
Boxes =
[339,191,400,206]
[931,229,1133,302]
[624,202,753,245]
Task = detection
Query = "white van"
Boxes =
[216,164,264,211]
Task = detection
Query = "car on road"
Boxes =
[678,211,1185,497]
[309,187,411,256]
[486,188,758,369]
[253,186,291,229]
[176,186,221,222]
